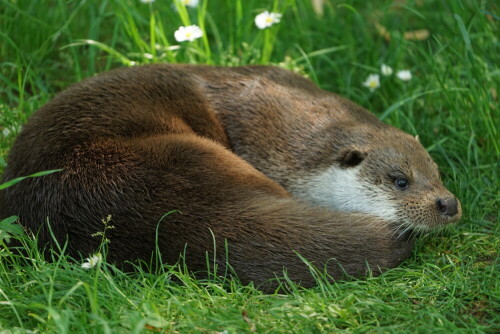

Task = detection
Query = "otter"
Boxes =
[0,64,461,289]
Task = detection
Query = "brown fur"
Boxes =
[0,64,460,290]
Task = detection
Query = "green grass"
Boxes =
[0,0,498,332]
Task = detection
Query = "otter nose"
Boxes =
[436,197,459,217]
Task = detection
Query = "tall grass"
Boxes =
[0,0,498,332]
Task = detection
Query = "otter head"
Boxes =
[298,129,462,232]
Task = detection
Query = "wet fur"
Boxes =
[0,64,460,289]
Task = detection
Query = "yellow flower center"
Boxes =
[266,17,273,23]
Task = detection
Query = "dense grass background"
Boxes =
[0,0,498,332]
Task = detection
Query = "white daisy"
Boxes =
[381,64,393,76]
[140,0,155,3]
[81,253,102,269]
[174,25,203,42]
[178,0,199,7]
[362,74,380,92]
[396,70,412,81]
[255,11,282,29]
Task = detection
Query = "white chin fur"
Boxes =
[292,166,399,222]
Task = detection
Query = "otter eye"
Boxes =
[395,177,409,190]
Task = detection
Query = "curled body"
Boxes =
[0,64,461,289]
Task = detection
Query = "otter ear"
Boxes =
[338,148,367,168]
